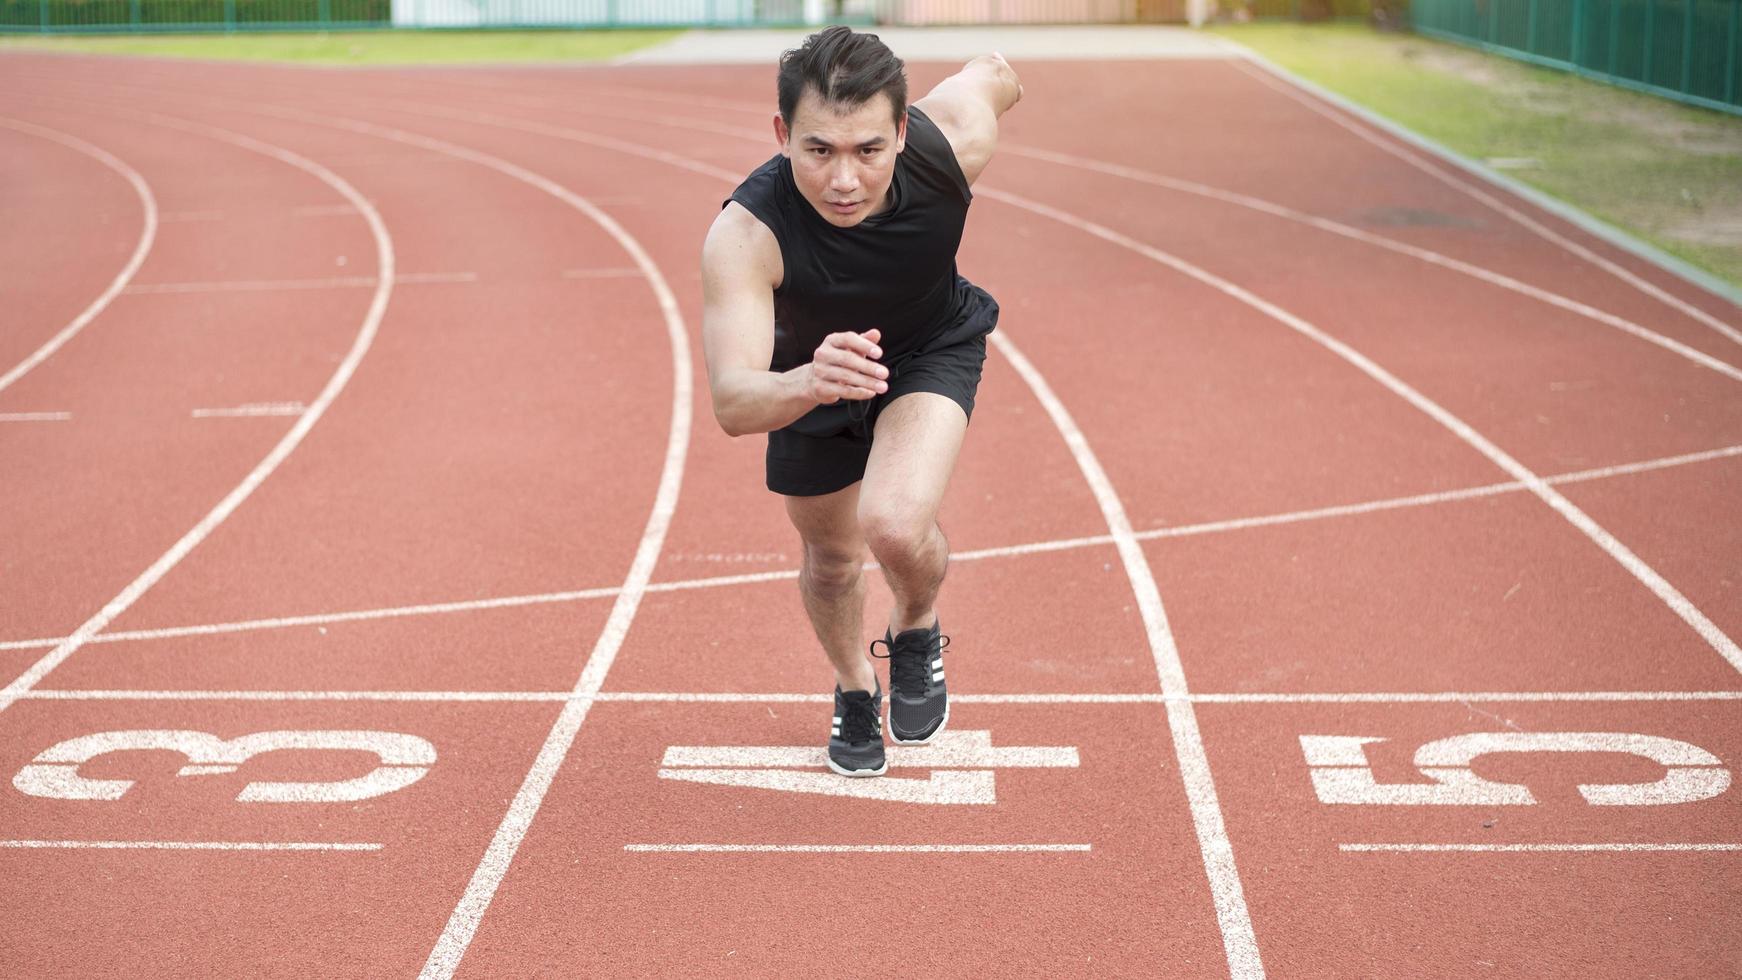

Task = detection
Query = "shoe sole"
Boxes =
[826,756,887,777]
[889,702,949,746]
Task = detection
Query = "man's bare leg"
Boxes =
[859,392,969,636]
[784,482,877,693]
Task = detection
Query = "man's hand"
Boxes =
[805,328,889,404]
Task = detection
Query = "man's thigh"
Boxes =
[859,391,969,526]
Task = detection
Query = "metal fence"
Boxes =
[1,0,1374,32]
[1412,0,1742,114]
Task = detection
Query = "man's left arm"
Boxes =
[912,53,1023,187]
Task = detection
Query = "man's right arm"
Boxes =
[701,203,890,437]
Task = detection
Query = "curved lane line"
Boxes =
[304,97,1267,980]
[4,440,1739,655]
[407,91,1742,384]
[987,330,1266,977]
[975,186,1742,673]
[0,117,159,395]
[584,80,1742,343]
[1224,55,1742,346]
[0,109,395,714]
[202,106,695,980]
[996,143,1742,383]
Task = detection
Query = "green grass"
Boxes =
[1209,22,1742,292]
[0,28,681,64]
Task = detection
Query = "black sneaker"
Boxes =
[827,683,886,777]
[872,622,949,744]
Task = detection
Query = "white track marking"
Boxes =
[0,117,157,396]
[0,839,381,851]
[1342,843,1742,853]
[228,113,696,980]
[446,92,1742,382]
[352,96,746,183]
[979,186,1742,675]
[624,843,1092,853]
[124,272,473,294]
[191,402,305,419]
[1225,55,1742,347]
[0,411,73,422]
[991,333,1267,978]
[2,441,1737,656]
[998,144,1742,383]
[17,689,1742,704]
[0,111,395,716]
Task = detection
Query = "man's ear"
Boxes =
[774,112,791,157]
[894,112,908,154]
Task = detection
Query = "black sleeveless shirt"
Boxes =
[725,106,999,375]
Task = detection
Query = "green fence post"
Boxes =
[38,0,48,30]
[1571,0,1585,65]
[1682,0,1697,93]
[1728,0,1739,103]
[1488,0,1498,41]
[1527,0,1539,52]
[1644,0,1655,83]
[130,0,141,24]
[319,0,331,25]
[1609,0,1621,71]
[224,0,236,30]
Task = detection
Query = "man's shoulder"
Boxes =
[703,202,782,291]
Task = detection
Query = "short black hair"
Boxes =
[777,26,908,130]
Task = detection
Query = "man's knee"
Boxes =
[800,542,864,596]
[857,501,936,567]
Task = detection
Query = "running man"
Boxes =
[700,27,1022,776]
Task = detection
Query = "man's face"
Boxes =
[775,87,908,229]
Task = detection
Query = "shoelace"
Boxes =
[837,692,881,744]
[870,632,951,699]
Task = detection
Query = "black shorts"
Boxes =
[766,333,989,497]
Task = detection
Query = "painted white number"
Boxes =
[659,730,1078,805]
[1301,732,1730,806]
[12,730,436,803]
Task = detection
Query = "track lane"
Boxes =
[0,118,155,393]
[0,100,382,645]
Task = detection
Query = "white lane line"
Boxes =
[1342,843,1742,854]
[351,96,744,183]
[0,117,157,396]
[998,143,1742,384]
[1,441,1736,657]
[231,113,694,980]
[124,272,474,294]
[17,689,1742,704]
[991,333,1266,979]
[978,186,1742,675]
[446,89,1742,384]
[625,844,1092,853]
[1225,55,1742,348]
[191,402,306,419]
[0,411,73,422]
[0,839,381,851]
[0,109,395,717]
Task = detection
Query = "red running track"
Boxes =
[0,48,1739,979]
